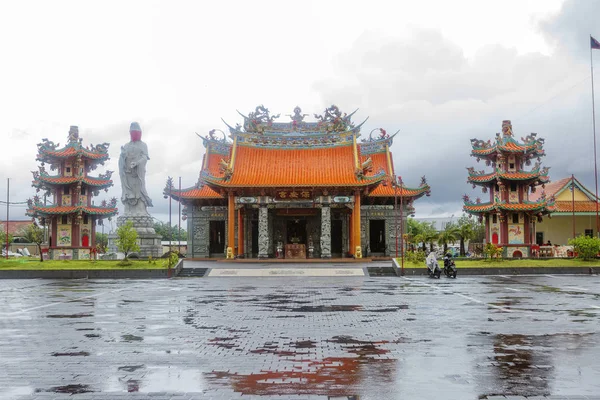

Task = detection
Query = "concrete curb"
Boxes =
[391,259,596,276]
[0,259,183,279]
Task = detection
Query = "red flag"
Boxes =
[592,35,600,50]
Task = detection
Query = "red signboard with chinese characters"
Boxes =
[275,190,312,200]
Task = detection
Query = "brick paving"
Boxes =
[0,274,599,399]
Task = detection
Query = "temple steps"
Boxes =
[366,266,398,277]
[177,268,209,277]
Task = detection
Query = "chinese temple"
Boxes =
[26,126,118,260]
[463,120,555,257]
[166,105,430,259]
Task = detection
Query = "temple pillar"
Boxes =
[227,192,235,258]
[320,205,331,258]
[258,206,269,258]
[353,191,362,257]
[237,208,244,257]
[91,217,96,248]
[349,210,354,255]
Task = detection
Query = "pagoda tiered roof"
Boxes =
[466,164,550,186]
[470,129,545,161]
[32,170,113,190]
[464,120,554,219]
[463,196,556,214]
[36,126,110,165]
[26,197,118,218]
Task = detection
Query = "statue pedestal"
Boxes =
[108,215,163,258]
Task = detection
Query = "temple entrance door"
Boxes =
[535,232,544,246]
[81,235,89,247]
[209,221,225,256]
[331,220,343,256]
[251,219,258,257]
[286,219,307,244]
[369,220,386,254]
[492,232,499,245]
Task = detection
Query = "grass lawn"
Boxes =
[0,258,168,270]
[396,258,600,268]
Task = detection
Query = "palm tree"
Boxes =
[456,215,476,256]
[421,222,439,253]
[406,218,424,251]
[438,223,459,254]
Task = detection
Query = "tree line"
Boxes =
[406,214,485,256]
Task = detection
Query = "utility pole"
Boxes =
[178,176,181,255]
[5,178,9,259]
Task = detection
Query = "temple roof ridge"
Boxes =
[36,126,110,164]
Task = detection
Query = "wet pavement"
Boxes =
[0,274,599,399]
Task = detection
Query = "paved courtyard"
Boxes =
[0,273,599,399]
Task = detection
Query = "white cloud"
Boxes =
[4,0,600,223]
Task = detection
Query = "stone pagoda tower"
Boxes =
[463,120,555,257]
[26,126,118,260]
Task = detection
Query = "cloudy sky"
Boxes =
[1,0,599,230]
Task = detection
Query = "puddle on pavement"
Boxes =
[475,333,559,397]
[35,384,94,394]
[118,365,145,372]
[286,305,363,312]
[208,336,240,349]
[51,351,90,356]
[121,334,143,342]
[46,312,93,318]
[203,334,395,396]
[108,366,204,393]
[205,356,395,396]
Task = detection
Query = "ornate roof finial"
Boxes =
[502,120,513,137]
[68,126,79,143]
[288,106,307,123]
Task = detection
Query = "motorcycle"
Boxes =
[443,254,458,278]
[425,252,441,279]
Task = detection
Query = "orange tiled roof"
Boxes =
[0,220,33,236]
[204,145,384,187]
[41,145,109,161]
[36,175,112,187]
[471,138,543,157]
[27,205,118,216]
[368,184,430,197]
[529,177,571,201]
[171,185,223,201]
[553,201,600,213]
[205,152,228,178]
[464,200,554,213]
[468,171,548,184]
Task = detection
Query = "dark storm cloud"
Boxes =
[540,0,600,59]
[314,4,600,217]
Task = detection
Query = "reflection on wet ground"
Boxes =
[0,275,599,399]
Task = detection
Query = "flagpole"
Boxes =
[591,35,599,237]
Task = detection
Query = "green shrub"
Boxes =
[484,243,503,261]
[406,250,426,264]
[568,235,600,261]
[162,251,179,269]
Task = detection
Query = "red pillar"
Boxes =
[353,191,361,256]
[227,192,235,258]
[237,208,244,257]
[349,211,354,256]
